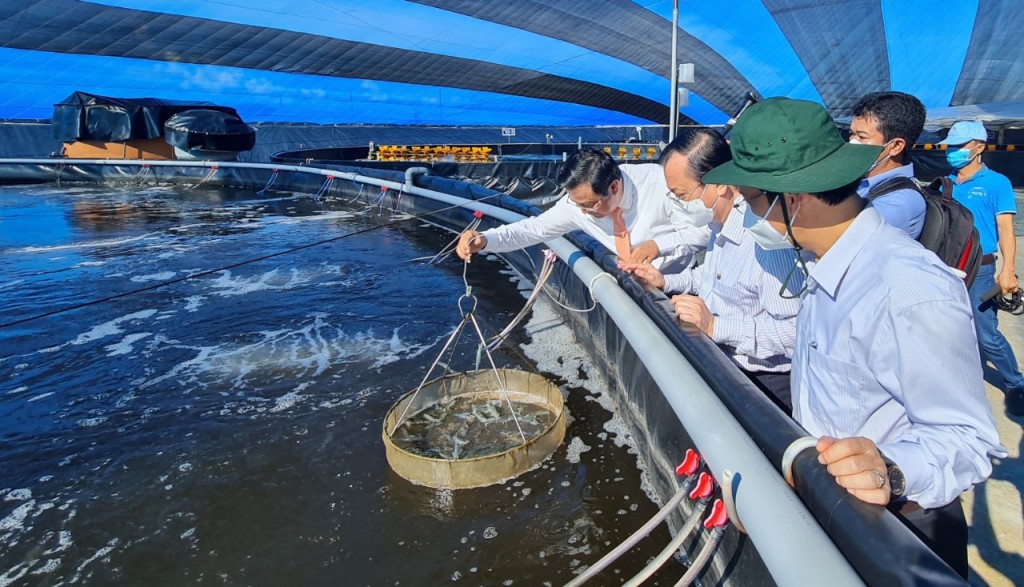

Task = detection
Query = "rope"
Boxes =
[256,169,280,195]
[672,527,726,587]
[620,498,711,587]
[191,166,219,189]
[565,476,699,587]
[128,164,151,187]
[1,194,502,330]
[484,249,557,352]
[312,175,335,202]
[411,215,483,264]
[388,313,472,435]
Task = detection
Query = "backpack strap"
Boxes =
[866,176,922,201]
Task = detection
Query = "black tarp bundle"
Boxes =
[52,91,239,142]
[164,110,255,152]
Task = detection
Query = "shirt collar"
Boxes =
[719,199,746,243]
[952,163,991,185]
[858,163,915,195]
[806,207,884,298]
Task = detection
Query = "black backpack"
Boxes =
[867,176,982,289]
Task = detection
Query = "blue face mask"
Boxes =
[946,146,977,169]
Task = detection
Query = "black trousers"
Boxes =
[740,368,792,416]
[889,499,969,579]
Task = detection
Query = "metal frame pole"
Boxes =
[668,0,680,143]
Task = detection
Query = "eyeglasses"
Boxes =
[568,197,606,213]
[666,183,704,204]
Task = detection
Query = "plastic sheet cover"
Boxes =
[52,92,239,142]
[164,110,256,152]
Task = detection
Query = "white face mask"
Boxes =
[673,185,718,227]
[742,196,794,250]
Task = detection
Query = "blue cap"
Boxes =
[938,120,988,145]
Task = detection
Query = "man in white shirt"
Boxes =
[456,149,709,270]
[703,97,1004,578]
[622,129,807,413]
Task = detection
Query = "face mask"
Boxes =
[850,137,894,174]
[673,185,718,227]
[743,196,794,250]
[946,147,977,169]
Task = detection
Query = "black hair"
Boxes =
[657,127,732,179]
[557,149,622,197]
[851,91,926,162]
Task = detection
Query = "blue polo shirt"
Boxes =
[948,165,1017,254]
[857,163,925,239]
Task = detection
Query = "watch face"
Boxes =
[888,464,906,497]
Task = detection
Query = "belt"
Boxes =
[982,253,996,265]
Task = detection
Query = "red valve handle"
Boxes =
[675,448,700,477]
[473,210,484,219]
[689,471,714,500]
[703,499,729,529]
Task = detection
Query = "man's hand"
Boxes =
[671,294,714,337]
[627,240,660,264]
[618,262,666,290]
[997,268,1019,295]
[456,230,486,262]
[816,436,890,505]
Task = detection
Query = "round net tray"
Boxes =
[383,369,566,489]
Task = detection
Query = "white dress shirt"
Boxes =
[481,164,710,271]
[792,207,1005,509]
[662,201,805,372]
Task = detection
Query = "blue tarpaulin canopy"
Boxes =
[0,0,1021,128]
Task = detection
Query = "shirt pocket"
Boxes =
[803,345,875,435]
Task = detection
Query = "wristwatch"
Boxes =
[883,458,906,499]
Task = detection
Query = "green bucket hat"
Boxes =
[703,97,882,193]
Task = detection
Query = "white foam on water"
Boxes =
[103,332,153,357]
[136,316,439,409]
[0,500,34,531]
[75,261,106,267]
[0,279,26,291]
[207,267,311,296]
[182,295,205,312]
[3,488,32,501]
[76,417,108,428]
[13,233,161,254]
[68,539,119,584]
[26,392,55,403]
[71,309,158,345]
[130,271,175,283]
[29,559,60,575]
[565,437,592,464]
[5,386,28,396]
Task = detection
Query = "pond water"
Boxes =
[0,183,681,586]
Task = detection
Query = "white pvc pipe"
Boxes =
[1,158,863,586]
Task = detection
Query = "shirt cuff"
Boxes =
[711,316,743,347]
[877,441,935,508]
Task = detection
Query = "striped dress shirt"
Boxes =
[663,201,806,373]
[481,164,710,271]
[792,207,1005,509]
